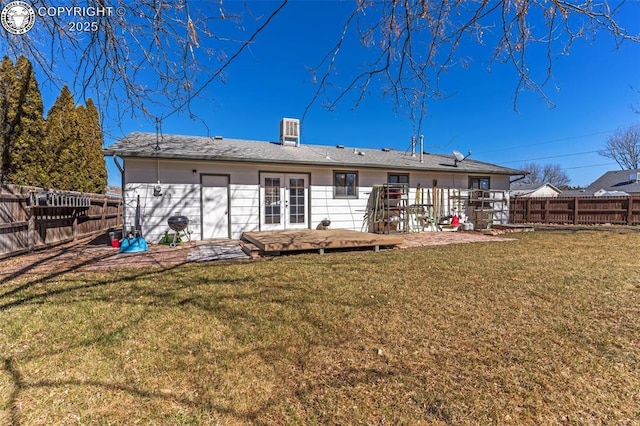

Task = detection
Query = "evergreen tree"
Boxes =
[47,85,80,191]
[0,56,48,187]
[9,56,48,187]
[82,98,107,193]
[72,104,88,192]
[0,56,17,184]
[0,57,107,192]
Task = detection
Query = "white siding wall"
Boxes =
[124,182,201,242]
[229,184,260,237]
[122,158,514,241]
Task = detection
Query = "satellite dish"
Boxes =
[452,149,471,167]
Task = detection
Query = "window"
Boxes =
[469,176,491,207]
[264,177,281,224]
[289,177,305,224]
[469,177,490,190]
[388,173,409,184]
[334,171,358,198]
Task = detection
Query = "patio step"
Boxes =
[240,240,263,258]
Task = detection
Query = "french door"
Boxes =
[260,173,308,231]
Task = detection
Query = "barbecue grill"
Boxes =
[167,215,190,246]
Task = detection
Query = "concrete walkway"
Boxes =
[187,239,249,262]
[400,231,514,248]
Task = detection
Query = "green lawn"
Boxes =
[1,231,639,424]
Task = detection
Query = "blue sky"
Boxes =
[33,1,640,188]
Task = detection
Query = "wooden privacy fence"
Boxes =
[0,184,123,259]
[510,196,640,225]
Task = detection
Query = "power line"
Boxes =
[473,129,615,155]
[498,150,601,165]
[564,162,618,170]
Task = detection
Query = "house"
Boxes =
[510,183,562,198]
[104,119,525,242]
[564,169,640,197]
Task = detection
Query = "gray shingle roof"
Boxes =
[104,132,524,175]
[583,169,640,194]
[510,183,545,191]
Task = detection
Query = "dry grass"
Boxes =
[1,230,639,425]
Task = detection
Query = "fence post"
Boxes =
[526,198,531,223]
[544,198,550,224]
[28,207,35,252]
[627,196,634,225]
[72,210,78,241]
[573,197,579,225]
[101,196,107,230]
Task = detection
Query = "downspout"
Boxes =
[508,173,528,225]
[510,174,528,185]
[112,154,126,232]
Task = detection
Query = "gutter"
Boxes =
[106,150,523,176]
[510,174,528,185]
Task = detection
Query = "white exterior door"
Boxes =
[201,174,229,238]
[260,173,308,231]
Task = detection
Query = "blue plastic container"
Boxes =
[119,237,149,253]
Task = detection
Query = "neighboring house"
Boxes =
[510,183,562,198]
[563,169,640,197]
[593,189,629,197]
[104,119,524,241]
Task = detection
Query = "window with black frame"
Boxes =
[388,173,409,184]
[469,176,491,207]
[334,171,358,198]
[469,176,490,190]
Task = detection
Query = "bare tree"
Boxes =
[1,1,637,131]
[599,123,640,170]
[541,163,571,189]
[520,162,543,184]
[520,162,570,188]
[305,1,640,132]
[0,0,289,129]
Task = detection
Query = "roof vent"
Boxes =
[630,172,639,182]
[213,135,223,140]
[280,118,300,147]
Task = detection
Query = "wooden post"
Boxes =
[573,197,579,225]
[101,196,107,230]
[525,198,531,223]
[28,209,35,252]
[72,209,78,241]
[627,196,635,225]
[544,198,550,224]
